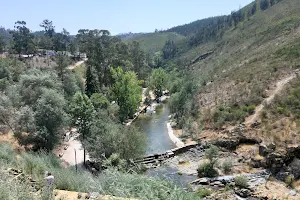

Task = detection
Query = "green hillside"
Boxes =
[161,0,300,136]
[124,32,185,53]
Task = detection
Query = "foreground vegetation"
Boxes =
[0,143,201,200]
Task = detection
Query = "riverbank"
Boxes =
[166,122,184,148]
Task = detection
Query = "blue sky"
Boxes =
[1,0,253,35]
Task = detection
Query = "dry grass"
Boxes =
[0,130,23,151]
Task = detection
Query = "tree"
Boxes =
[14,90,67,151]
[62,71,81,100]
[250,2,257,16]
[0,35,5,52]
[38,35,53,50]
[90,93,110,110]
[19,69,61,106]
[130,41,149,80]
[10,21,35,56]
[32,90,67,150]
[55,54,69,82]
[40,19,55,38]
[162,40,177,59]
[0,93,16,131]
[15,106,36,137]
[53,29,70,52]
[85,65,99,97]
[260,0,269,10]
[69,92,94,165]
[69,39,78,56]
[86,111,146,161]
[110,67,142,122]
[197,145,219,177]
[270,0,275,6]
[149,68,168,98]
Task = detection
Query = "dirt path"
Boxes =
[55,190,136,200]
[67,58,87,70]
[59,128,89,166]
[245,73,297,125]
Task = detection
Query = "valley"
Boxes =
[1,0,300,199]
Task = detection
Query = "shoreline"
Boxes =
[167,122,185,148]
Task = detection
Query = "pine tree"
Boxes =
[251,3,257,15]
[260,0,269,10]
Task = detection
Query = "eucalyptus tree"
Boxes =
[10,21,35,57]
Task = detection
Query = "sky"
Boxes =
[1,0,253,35]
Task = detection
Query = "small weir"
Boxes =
[134,102,200,187]
[134,103,176,154]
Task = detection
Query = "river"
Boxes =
[135,103,176,155]
[135,102,196,187]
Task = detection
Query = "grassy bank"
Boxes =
[0,143,201,200]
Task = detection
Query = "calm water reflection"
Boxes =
[135,104,176,155]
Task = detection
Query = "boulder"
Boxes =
[276,171,290,182]
[210,181,224,187]
[90,192,100,199]
[235,188,252,198]
[251,157,266,168]
[259,143,268,156]
[288,158,300,179]
[178,158,187,164]
[289,190,297,196]
[268,143,276,151]
[190,178,209,185]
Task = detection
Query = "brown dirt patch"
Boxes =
[255,180,300,199]
[0,130,23,151]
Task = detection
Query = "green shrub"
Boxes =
[197,188,213,197]
[197,162,218,178]
[205,145,219,164]
[285,175,294,188]
[234,176,248,188]
[213,105,249,128]
[0,143,16,165]
[246,105,256,115]
[0,166,35,199]
[222,160,233,174]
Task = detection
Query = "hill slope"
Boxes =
[154,0,300,145]
[124,32,185,53]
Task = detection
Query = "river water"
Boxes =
[134,103,176,155]
[135,103,196,187]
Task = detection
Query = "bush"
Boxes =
[213,105,249,128]
[246,105,255,115]
[285,175,294,188]
[234,176,248,188]
[222,160,233,174]
[0,143,16,165]
[197,162,218,178]
[205,145,219,164]
[197,188,213,198]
